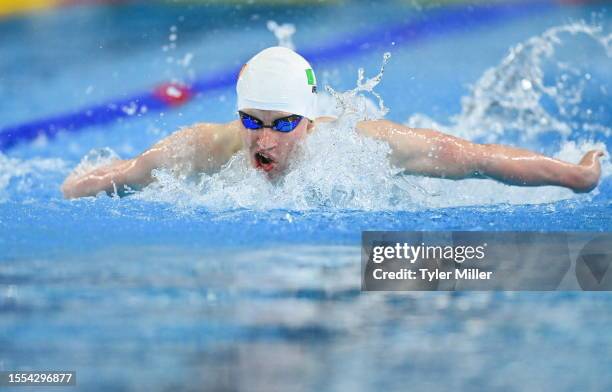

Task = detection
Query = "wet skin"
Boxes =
[61,110,604,199]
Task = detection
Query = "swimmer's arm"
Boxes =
[61,122,243,199]
[356,120,603,193]
[61,158,150,199]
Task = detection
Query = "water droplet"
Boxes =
[521,79,532,90]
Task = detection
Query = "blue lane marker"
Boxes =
[0,0,555,151]
[0,94,167,150]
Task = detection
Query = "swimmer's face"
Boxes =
[240,109,313,177]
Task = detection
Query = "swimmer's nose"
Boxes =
[257,127,278,149]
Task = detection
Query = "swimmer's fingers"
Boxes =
[579,150,605,166]
[571,150,604,193]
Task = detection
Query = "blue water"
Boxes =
[1,1,612,391]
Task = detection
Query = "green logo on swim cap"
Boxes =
[305,68,316,86]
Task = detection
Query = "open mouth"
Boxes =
[254,152,276,172]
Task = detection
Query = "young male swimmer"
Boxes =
[62,46,604,199]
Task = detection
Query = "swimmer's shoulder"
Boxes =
[168,121,243,172]
[182,120,243,151]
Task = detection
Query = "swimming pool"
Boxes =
[1,1,611,390]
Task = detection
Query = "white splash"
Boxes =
[162,25,196,85]
[267,20,296,50]
[325,52,391,122]
[70,147,121,178]
[408,21,612,143]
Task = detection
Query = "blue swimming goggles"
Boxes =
[238,111,303,133]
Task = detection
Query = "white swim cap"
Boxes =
[236,46,318,120]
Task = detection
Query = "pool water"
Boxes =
[1,1,612,390]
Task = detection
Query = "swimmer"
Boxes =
[61,46,604,199]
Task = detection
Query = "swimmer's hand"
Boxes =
[572,150,604,193]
